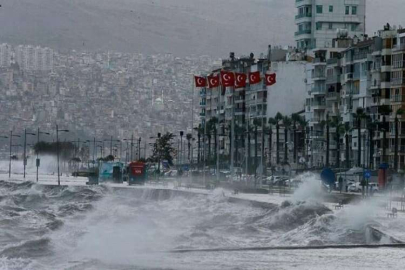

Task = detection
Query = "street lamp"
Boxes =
[8,131,21,178]
[56,125,69,186]
[36,128,50,182]
[180,131,184,165]
[23,129,36,179]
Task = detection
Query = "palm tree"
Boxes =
[291,113,301,164]
[297,116,309,166]
[283,116,292,164]
[206,117,218,164]
[331,115,345,168]
[320,115,333,168]
[186,133,192,163]
[394,109,404,171]
[253,118,261,172]
[379,105,392,164]
[343,122,351,168]
[234,124,245,167]
[193,125,204,164]
[268,117,277,167]
[366,117,377,169]
[275,112,283,164]
[353,108,367,167]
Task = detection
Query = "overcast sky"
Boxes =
[0,0,404,56]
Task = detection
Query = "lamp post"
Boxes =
[56,125,69,186]
[8,131,21,178]
[87,139,102,166]
[36,128,50,182]
[23,129,36,179]
[180,131,184,165]
[138,138,141,160]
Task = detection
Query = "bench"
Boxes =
[335,200,344,210]
[387,208,398,218]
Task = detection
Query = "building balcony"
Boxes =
[370,81,381,90]
[326,91,339,100]
[199,101,206,106]
[326,75,341,84]
[394,43,405,52]
[311,101,326,110]
[311,86,326,95]
[295,13,312,21]
[381,65,392,72]
[295,29,311,36]
[295,0,312,6]
[344,73,354,81]
[312,74,326,81]
[381,81,391,88]
[391,78,405,86]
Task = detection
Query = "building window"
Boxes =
[316,5,323,14]
[316,22,322,30]
[345,6,350,15]
[351,24,357,31]
[329,5,333,13]
[352,6,357,15]
[329,23,333,30]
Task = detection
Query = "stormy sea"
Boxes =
[0,179,403,270]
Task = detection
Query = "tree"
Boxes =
[148,132,176,166]
[394,108,404,171]
[275,112,283,164]
[297,116,309,166]
[253,118,261,172]
[193,124,204,164]
[268,117,277,167]
[206,117,218,165]
[283,116,292,164]
[186,133,192,163]
[353,107,367,167]
[331,115,345,169]
[379,105,392,164]
[291,113,302,164]
[343,122,352,168]
[33,141,75,161]
[367,117,378,169]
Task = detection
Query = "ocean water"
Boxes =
[0,178,403,270]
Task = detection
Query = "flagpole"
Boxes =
[216,83,221,183]
[191,74,195,165]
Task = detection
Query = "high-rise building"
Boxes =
[0,43,12,67]
[295,0,366,50]
[15,45,54,71]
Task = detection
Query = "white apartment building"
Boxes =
[15,45,54,71]
[295,0,366,50]
[0,43,12,67]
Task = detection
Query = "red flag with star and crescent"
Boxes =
[194,76,207,88]
[265,73,276,86]
[207,75,220,88]
[235,73,247,88]
[249,71,261,85]
[220,71,235,87]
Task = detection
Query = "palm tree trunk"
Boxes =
[336,131,340,168]
[248,131,251,173]
[197,133,201,163]
[369,127,374,169]
[268,129,272,167]
[255,126,258,172]
[382,116,387,164]
[208,135,211,164]
[346,134,350,168]
[284,127,288,163]
[235,135,239,166]
[293,124,297,164]
[214,129,217,165]
[358,118,361,167]
[326,122,330,167]
[394,116,399,171]
[188,141,191,162]
[276,125,280,164]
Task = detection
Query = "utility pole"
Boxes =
[9,131,21,178]
[36,128,50,182]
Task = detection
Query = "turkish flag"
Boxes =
[235,73,247,88]
[194,76,207,87]
[249,71,261,85]
[207,75,220,88]
[220,71,235,87]
[265,73,277,86]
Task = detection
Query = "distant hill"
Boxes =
[0,0,404,57]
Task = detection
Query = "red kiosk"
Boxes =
[128,161,147,185]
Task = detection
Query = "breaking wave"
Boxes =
[0,175,394,269]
